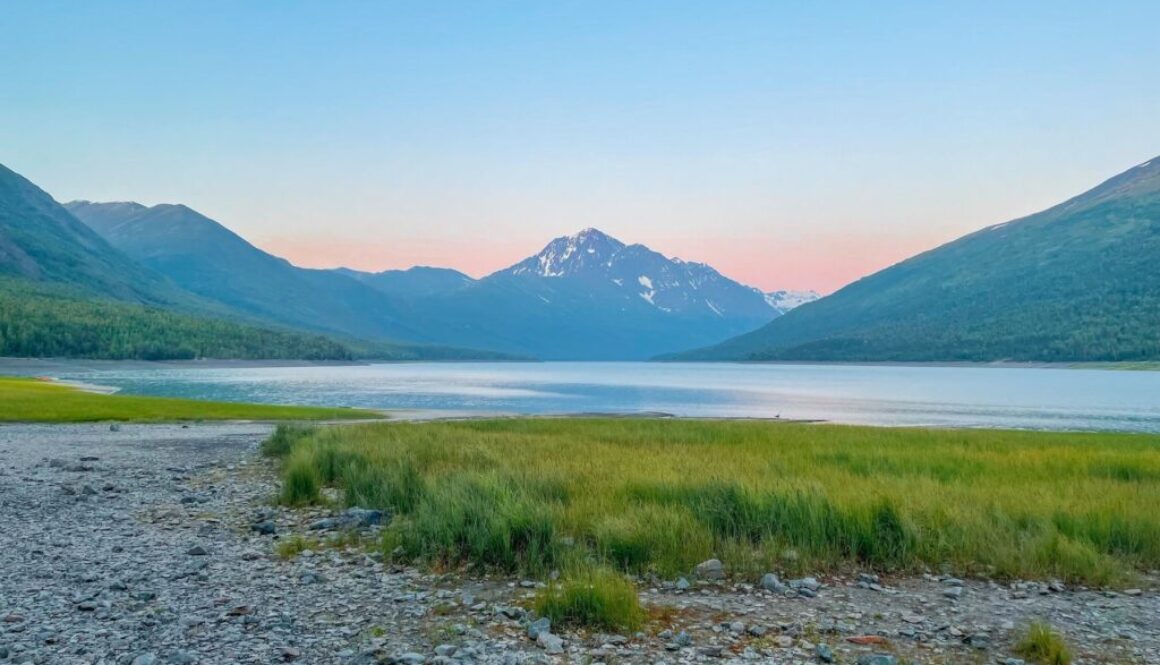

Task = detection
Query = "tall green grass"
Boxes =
[265,418,1160,585]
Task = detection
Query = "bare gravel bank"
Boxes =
[0,424,1156,664]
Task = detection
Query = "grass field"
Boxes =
[0,376,381,422]
[266,418,1160,590]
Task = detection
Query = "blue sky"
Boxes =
[3,1,1158,291]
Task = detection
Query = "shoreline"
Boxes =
[2,356,1158,373]
[0,422,1153,664]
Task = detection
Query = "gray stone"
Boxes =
[694,558,725,580]
[761,573,788,593]
[675,576,691,590]
[963,633,991,649]
[185,545,208,556]
[251,520,276,535]
[536,631,564,654]
[344,506,386,528]
[788,577,821,591]
[527,617,551,639]
[497,606,525,620]
[816,644,834,663]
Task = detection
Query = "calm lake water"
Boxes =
[21,361,1160,433]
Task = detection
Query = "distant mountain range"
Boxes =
[27,153,1158,365]
[336,228,800,359]
[2,161,801,360]
[673,155,1160,362]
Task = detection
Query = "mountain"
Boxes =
[0,166,193,306]
[65,201,432,343]
[339,266,474,298]
[0,164,366,360]
[673,155,1160,362]
[394,228,782,359]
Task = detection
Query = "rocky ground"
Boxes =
[1,423,1156,665]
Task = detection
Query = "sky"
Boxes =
[3,1,1159,293]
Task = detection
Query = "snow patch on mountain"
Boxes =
[762,289,820,312]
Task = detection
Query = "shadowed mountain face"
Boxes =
[674,156,1160,362]
[0,166,191,306]
[64,201,431,342]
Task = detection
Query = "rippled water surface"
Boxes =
[25,361,1160,432]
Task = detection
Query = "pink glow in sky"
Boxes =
[7,1,1159,298]
[259,229,952,295]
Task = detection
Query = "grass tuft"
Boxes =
[1014,620,1073,665]
[280,452,322,506]
[534,566,644,632]
[276,534,320,559]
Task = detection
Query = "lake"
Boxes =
[14,361,1160,432]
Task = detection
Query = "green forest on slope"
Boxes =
[0,281,353,360]
[673,157,1160,362]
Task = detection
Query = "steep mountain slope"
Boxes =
[401,228,781,359]
[0,165,192,305]
[65,201,429,342]
[0,165,372,360]
[674,156,1160,362]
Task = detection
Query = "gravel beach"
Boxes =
[1,423,1156,664]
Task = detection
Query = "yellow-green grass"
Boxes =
[1015,621,1073,665]
[535,567,645,632]
[0,376,381,422]
[266,418,1160,586]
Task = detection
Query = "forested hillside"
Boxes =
[0,282,352,360]
[672,156,1160,362]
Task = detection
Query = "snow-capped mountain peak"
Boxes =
[508,228,626,277]
[496,228,806,324]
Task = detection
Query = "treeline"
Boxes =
[0,288,353,361]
